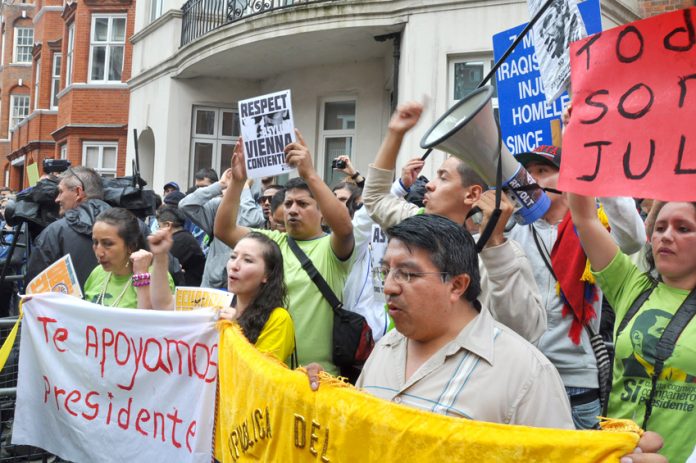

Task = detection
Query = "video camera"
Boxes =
[42,159,71,174]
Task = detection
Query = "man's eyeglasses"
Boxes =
[66,168,86,192]
[257,195,272,204]
[375,267,449,284]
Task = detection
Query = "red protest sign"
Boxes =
[560,8,696,201]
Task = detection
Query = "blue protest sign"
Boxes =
[492,0,602,154]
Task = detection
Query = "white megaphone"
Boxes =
[420,86,550,225]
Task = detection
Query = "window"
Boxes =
[83,142,118,177]
[190,106,239,182]
[34,58,41,110]
[1,30,5,66]
[60,144,68,160]
[51,53,62,109]
[449,55,499,120]
[66,23,75,86]
[89,15,126,83]
[319,99,356,185]
[13,27,33,63]
[150,0,164,22]
[10,94,30,130]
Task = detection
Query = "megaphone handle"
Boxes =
[420,148,433,161]
[474,118,504,253]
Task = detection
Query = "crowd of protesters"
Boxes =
[3,101,694,461]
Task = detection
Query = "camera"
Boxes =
[331,158,347,170]
[43,158,71,174]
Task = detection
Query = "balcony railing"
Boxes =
[181,0,339,46]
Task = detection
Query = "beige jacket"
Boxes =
[363,164,546,343]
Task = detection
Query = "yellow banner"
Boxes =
[216,325,639,462]
[175,287,233,311]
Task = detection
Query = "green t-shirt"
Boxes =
[84,266,175,309]
[594,251,695,463]
[256,229,352,375]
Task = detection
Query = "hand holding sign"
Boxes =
[284,129,315,179]
[230,138,248,183]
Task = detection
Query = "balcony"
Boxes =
[181,0,340,46]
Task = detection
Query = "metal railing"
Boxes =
[0,318,52,462]
[181,0,339,46]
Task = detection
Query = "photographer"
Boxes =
[25,167,111,289]
[332,155,365,188]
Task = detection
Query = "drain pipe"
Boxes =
[375,32,402,113]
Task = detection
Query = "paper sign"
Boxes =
[26,254,83,299]
[175,287,233,311]
[238,90,296,179]
[528,0,587,102]
[492,0,602,154]
[12,293,218,463]
[27,163,40,187]
[560,8,696,201]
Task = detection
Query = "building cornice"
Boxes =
[33,6,64,24]
[130,9,182,45]
[52,123,128,140]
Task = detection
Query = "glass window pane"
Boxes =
[108,45,124,81]
[85,147,100,168]
[221,111,240,137]
[220,144,235,173]
[103,147,117,168]
[193,142,214,173]
[111,18,126,42]
[323,101,356,130]
[91,46,106,80]
[323,137,352,185]
[53,54,62,75]
[93,18,109,42]
[453,62,484,100]
[195,110,216,135]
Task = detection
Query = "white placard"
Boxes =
[238,89,296,178]
[12,293,218,463]
[528,0,586,102]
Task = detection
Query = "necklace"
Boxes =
[96,272,132,307]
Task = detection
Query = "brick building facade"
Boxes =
[0,0,134,191]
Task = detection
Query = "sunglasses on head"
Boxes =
[67,168,86,192]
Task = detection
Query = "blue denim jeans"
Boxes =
[566,387,601,430]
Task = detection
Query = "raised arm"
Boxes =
[362,103,424,229]
[568,193,618,272]
[284,129,354,260]
[147,229,175,310]
[213,139,252,248]
[600,196,647,254]
[178,180,225,235]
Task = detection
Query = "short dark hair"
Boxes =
[270,188,286,214]
[284,177,312,198]
[194,168,218,183]
[95,208,148,253]
[156,205,185,228]
[387,214,481,308]
[454,160,488,190]
[263,184,284,193]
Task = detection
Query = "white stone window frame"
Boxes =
[9,94,30,131]
[13,27,34,64]
[60,143,68,160]
[149,0,164,23]
[33,57,41,110]
[51,53,62,109]
[318,97,356,185]
[66,23,75,86]
[189,106,240,182]
[82,142,119,178]
[448,54,499,115]
[88,14,127,84]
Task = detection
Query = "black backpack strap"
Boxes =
[287,237,343,313]
[642,287,696,429]
[616,285,656,339]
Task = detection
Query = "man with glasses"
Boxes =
[309,214,573,428]
[258,184,283,228]
[26,167,111,289]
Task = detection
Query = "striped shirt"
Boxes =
[356,307,574,428]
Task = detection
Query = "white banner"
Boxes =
[12,293,218,463]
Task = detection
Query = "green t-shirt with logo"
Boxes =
[594,251,695,463]
[256,230,352,376]
[84,266,174,309]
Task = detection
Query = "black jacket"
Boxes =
[26,199,111,290]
